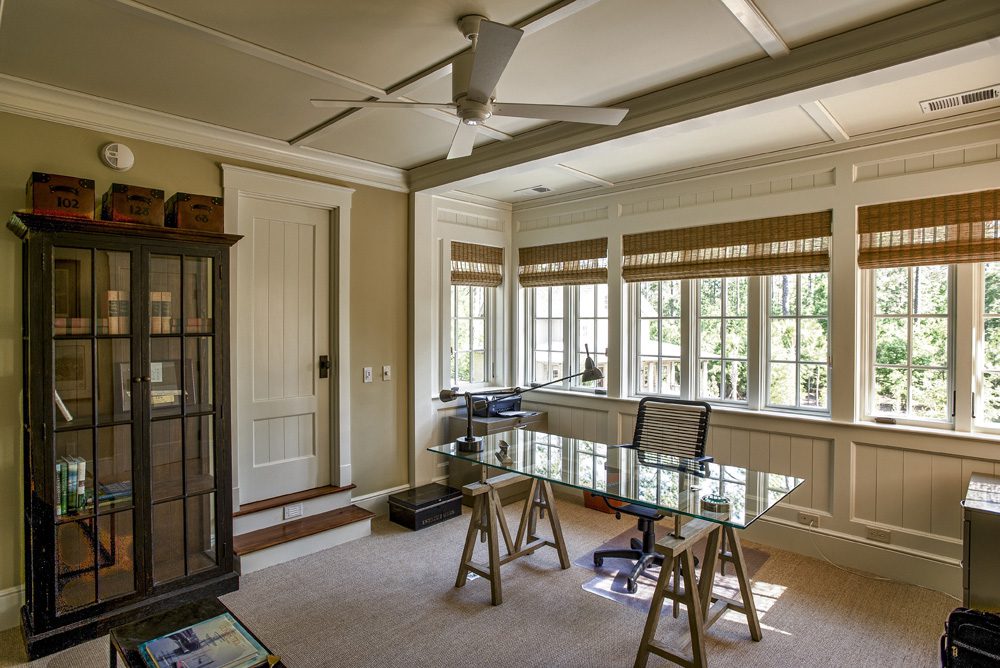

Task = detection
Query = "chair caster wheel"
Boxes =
[627,580,638,594]
[593,556,603,567]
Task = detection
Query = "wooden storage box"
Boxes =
[101,183,165,226]
[388,483,462,531]
[165,192,224,232]
[25,172,95,219]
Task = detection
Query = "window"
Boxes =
[449,284,488,386]
[870,265,951,421]
[979,262,1000,425]
[767,272,830,411]
[635,280,682,396]
[525,285,607,391]
[531,286,564,384]
[697,277,748,403]
[575,284,608,389]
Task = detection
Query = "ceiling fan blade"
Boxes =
[492,102,628,125]
[466,20,523,103]
[310,99,455,110]
[447,122,479,159]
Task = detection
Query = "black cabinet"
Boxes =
[8,213,241,658]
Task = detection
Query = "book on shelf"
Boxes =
[53,389,73,422]
[55,456,89,516]
[139,612,273,668]
[105,290,129,334]
[98,480,132,507]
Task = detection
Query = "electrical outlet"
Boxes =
[382,365,391,381]
[797,512,820,527]
[866,526,891,543]
[283,503,304,520]
[363,367,373,383]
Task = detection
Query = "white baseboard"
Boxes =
[0,585,24,632]
[745,516,963,598]
[351,484,410,516]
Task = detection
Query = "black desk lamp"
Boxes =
[439,345,604,452]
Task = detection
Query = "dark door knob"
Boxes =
[319,355,332,379]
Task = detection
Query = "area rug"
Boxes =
[573,524,769,615]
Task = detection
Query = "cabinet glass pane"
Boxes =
[54,340,93,429]
[186,493,216,575]
[151,419,182,502]
[150,338,183,417]
[186,416,215,494]
[53,247,92,336]
[97,510,135,601]
[97,426,133,512]
[55,430,94,517]
[152,501,185,584]
[186,337,214,412]
[96,250,131,336]
[150,255,181,335]
[184,257,214,333]
[56,519,96,613]
[97,339,130,424]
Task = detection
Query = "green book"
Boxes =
[76,457,87,510]
[59,458,68,516]
[67,459,78,513]
[55,462,63,516]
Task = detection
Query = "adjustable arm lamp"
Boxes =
[439,345,604,452]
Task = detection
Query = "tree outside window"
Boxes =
[450,284,487,386]
[767,272,830,411]
[871,265,951,421]
[636,280,682,396]
[698,277,748,403]
[981,263,1000,425]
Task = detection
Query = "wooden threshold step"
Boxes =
[233,505,374,556]
[233,484,356,518]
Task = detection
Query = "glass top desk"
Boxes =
[429,430,804,668]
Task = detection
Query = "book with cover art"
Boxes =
[139,612,270,668]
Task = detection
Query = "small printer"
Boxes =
[472,394,522,417]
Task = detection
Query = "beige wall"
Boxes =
[0,111,409,595]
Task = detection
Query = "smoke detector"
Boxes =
[920,84,1000,114]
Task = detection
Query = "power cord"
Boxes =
[804,519,962,602]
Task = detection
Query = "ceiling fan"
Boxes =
[310,15,629,159]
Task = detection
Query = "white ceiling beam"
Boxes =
[555,164,614,187]
[801,101,850,142]
[292,0,600,147]
[718,0,789,58]
[99,0,385,97]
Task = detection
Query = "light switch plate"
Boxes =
[363,367,373,383]
[383,365,391,381]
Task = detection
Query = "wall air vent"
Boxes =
[920,85,1000,114]
[515,185,552,194]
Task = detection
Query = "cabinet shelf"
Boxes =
[10,211,240,659]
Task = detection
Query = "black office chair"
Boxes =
[593,397,712,593]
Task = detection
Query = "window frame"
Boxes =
[764,272,832,416]
[523,284,608,395]
[695,276,752,407]
[444,282,497,391]
[975,261,1000,433]
[862,264,956,427]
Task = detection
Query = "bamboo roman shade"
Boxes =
[518,238,608,287]
[450,241,503,287]
[857,189,1000,269]
[621,211,832,282]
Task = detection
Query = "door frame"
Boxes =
[222,164,353,510]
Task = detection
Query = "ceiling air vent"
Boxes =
[920,85,1000,114]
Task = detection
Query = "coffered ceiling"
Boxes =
[0,0,998,203]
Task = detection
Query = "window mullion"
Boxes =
[680,280,695,400]
[747,276,763,410]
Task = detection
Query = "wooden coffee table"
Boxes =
[109,597,284,667]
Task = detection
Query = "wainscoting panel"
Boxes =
[853,443,1000,539]
[252,414,315,466]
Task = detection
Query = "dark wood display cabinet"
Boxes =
[7,213,241,658]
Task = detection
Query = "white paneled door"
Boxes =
[237,197,331,503]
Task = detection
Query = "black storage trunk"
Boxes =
[389,483,462,531]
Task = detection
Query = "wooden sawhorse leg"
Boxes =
[455,474,570,606]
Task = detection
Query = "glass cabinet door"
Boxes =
[52,247,137,614]
[148,253,218,585]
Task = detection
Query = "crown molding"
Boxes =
[0,73,408,193]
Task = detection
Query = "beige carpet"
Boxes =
[0,500,956,667]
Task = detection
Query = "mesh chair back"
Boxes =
[632,397,711,468]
